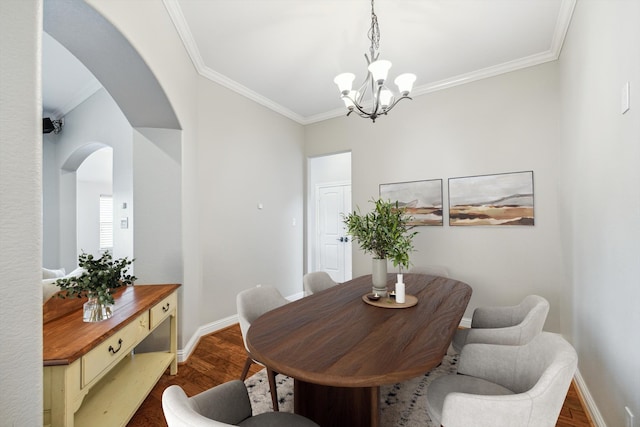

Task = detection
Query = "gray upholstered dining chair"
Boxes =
[162,381,319,426]
[426,332,577,427]
[409,265,450,278]
[303,271,338,296]
[236,285,289,411]
[451,294,549,353]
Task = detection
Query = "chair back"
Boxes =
[162,383,245,426]
[444,332,577,427]
[236,285,288,343]
[511,295,550,343]
[303,271,337,296]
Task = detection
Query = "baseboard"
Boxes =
[574,368,607,427]
[287,291,305,301]
[459,316,472,328]
[177,314,238,362]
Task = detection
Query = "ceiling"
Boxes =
[42,31,101,120]
[43,0,575,125]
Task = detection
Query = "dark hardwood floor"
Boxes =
[128,324,594,427]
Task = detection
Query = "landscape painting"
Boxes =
[380,179,443,226]
[448,171,534,226]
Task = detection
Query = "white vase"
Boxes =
[371,258,388,296]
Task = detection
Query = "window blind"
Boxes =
[99,195,113,250]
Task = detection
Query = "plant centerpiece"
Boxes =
[56,251,137,322]
[344,198,417,295]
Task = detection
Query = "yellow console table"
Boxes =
[43,284,180,427]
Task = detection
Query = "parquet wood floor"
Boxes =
[127,324,594,427]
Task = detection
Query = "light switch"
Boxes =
[120,217,129,229]
[622,81,630,114]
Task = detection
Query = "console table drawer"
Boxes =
[150,292,177,329]
[81,312,149,387]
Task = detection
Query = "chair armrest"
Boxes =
[191,380,252,425]
[441,392,534,427]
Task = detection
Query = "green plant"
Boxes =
[56,251,137,305]
[343,198,418,270]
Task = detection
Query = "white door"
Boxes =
[316,184,352,282]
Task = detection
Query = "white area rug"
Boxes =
[245,353,458,427]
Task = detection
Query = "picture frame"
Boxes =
[379,179,443,226]
[448,171,534,226]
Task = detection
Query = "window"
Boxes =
[99,195,113,251]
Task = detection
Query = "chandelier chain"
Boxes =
[367,0,380,54]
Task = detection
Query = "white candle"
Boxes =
[396,280,405,304]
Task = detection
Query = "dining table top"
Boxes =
[247,273,472,388]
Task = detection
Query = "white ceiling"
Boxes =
[43,0,575,125]
[42,31,101,120]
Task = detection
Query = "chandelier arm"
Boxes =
[372,83,383,116]
[381,95,413,114]
[349,97,376,117]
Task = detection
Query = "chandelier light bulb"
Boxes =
[342,91,359,109]
[367,60,392,85]
[379,89,393,109]
[334,73,356,95]
[394,73,417,96]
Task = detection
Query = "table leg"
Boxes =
[294,380,379,427]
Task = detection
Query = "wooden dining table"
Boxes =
[246,273,472,427]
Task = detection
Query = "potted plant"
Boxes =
[344,198,417,295]
[56,251,137,322]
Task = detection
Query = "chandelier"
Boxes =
[334,0,416,123]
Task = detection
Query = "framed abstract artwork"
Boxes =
[448,171,534,226]
[379,179,443,226]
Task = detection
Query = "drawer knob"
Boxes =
[108,338,123,355]
[162,303,170,313]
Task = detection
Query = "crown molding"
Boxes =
[163,0,305,124]
[164,0,576,126]
[197,66,306,123]
[163,0,206,72]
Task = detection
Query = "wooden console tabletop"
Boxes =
[43,284,179,365]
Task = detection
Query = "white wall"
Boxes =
[306,62,566,332]
[558,1,640,425]
[0,0,43,424]
[45,88,133,271]
[196,76,305,318]
[43,132,61,268]
[133,128,183,285]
